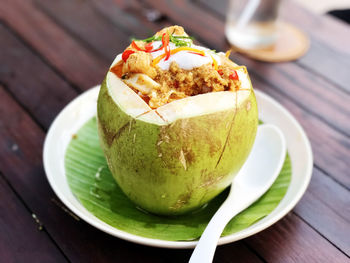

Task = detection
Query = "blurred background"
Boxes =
[296,0,350,17]
[0,0,350,262]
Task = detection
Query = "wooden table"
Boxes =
[1,0,349,262]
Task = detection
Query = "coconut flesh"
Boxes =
[97,55,258,215]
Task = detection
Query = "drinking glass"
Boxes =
[225,0,282,49]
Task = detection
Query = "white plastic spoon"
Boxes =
[189,124,286,263]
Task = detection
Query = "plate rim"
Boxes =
[43,87,313,249]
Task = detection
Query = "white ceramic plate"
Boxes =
[43,86,313,249]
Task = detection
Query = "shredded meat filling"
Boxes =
[112,26,244,109]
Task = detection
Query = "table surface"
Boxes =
[1,0,349,262]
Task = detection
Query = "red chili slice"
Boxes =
[165,46,171,60]
[162,33,170,60]
[131,41,143,51]
[188,51,205,56]
[163,33,171,61]
[217,69,224,75]
[122,49,135,62]
[229,70,239,80]
[162,33,169,48]
[151,33,167,52]
[131,41,155,53]
[144,42,153,52]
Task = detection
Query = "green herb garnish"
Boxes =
[135,34,194,47]
[170,35,193,47]
[132,35,161,43]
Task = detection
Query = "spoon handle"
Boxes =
[189,191,244,263]
[189,124,286,263]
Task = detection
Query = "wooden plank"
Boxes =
[214,243,264,263]
[245,213,350,263]
[142,0,227,47]
[283,1,350,93]
[279,1,350,55]
[92,0,175,39]
[2,0,350,254]
[0,24,77,128]
[0,172,67,262]
[294,168,350,255]
[34,0,131,61]
[0,1,348,260]
[295,37,350,94]
[195,0,350,93]
[0,0,108,89]
[195,0,350,55]
[1,25,349,263]
[236,55,350,137]
[153,242,264,263]
[91,0,156,38]
[35,0,172,61]
[252,76,350,188]
[0,85,168,263]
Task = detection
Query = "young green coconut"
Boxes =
[97,26,258,215]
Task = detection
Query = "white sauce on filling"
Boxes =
[150,41,222,71]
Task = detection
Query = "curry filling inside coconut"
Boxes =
[110,26,248,109]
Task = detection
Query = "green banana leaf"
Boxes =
[65,117,291,241]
